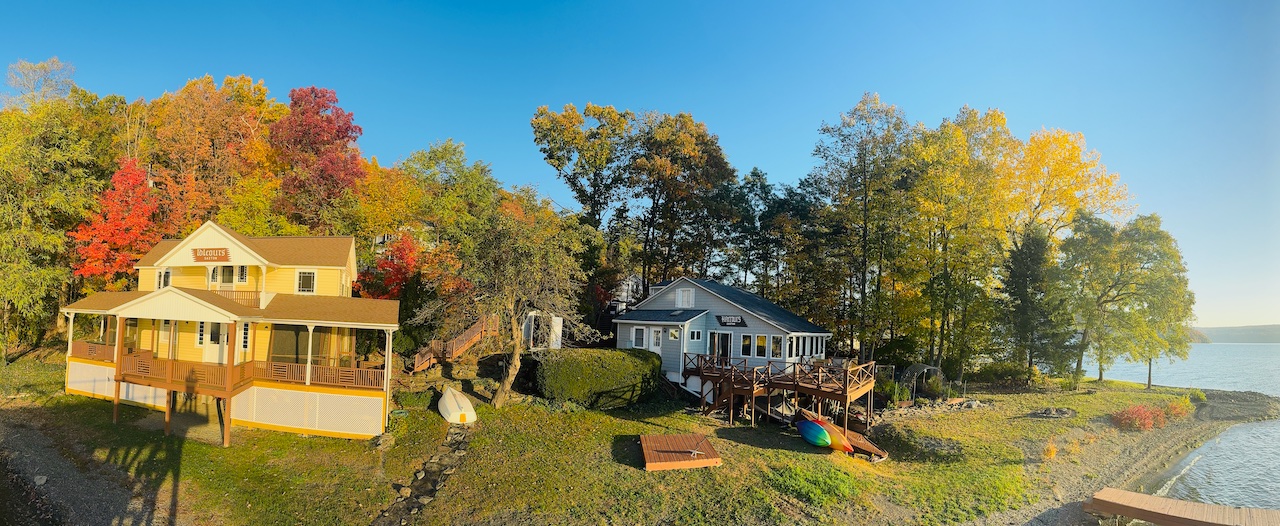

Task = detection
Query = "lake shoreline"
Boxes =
[969,387,1280,525]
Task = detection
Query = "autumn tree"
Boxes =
[0,87,101,363]
[531,103,634,230]
[2,57,75,108]
[269,86,365,231]
[629,112,736,286]
[68,159,162,290]
[215,173,309,236]
[1060,213,1195,383]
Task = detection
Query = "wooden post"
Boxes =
[113,315,126,424]
[727,381,734,425]
[164,390,172,436]
[168,320,176,360]
[866,390,873,427]
[65,313,75,357]
[384,328,394,431]
[843,399,850,439]
[304,325,315,386]
[221,396,232,447]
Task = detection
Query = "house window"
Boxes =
[755,335,767,357]
[771,336,783,358]
[155,268,171,289]
[676,288,694,308]
[242,323,250,350]
[668,328,680,340]
[159,320,170,343]
[209,267,218,284]
[297,271,316,294]
[741,335,752,357]
[237,266,248,283]
[633,327,645,348]
[197,322,205,346]
[689,330,702,341]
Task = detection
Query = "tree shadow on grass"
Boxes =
[714,424,830,456]
[611,434,645,469]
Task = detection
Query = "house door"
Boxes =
[709,331,731,358]
[649,328,663,355]
[219,266,235,291]
[204,322,226,364]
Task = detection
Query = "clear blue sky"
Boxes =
[4,1,1277,326]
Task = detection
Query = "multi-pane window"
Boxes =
[155,268,171,289]
[297,271,316,294]
[689,330,702,341]
[741,335,752,357]
[242,323,250,350]
[676,288,694,308]
[633,327,645,348]
[197,322,206,345]
[237,266,248,283]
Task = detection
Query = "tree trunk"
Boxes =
[1097,363,1104,382]
[491,308,523,409]
[1074,328,1090,383]
[1152,358,1162,391]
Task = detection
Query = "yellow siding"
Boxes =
[263,267,348,297]
[138,269,156,292]
[171,267,208,289]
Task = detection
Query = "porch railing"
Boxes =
[69,341,116,362]
[118,354,384,392]
[213,290,260,308]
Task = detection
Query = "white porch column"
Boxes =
[383,329,395,393]
[258,265,267,308]
[305,325,315,386]
[65,312,75,357]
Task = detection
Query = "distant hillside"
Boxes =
[1196,325,1280,344]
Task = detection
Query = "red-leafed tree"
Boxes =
[269,86,365,231]
[356,233,423,300]
[68,158,162,290]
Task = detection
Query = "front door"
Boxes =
[219,266,235,291]
[709,331,731,358]
[204,322,226,364]
[649,328,663,356]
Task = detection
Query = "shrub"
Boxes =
[1111,404,1168,431]
[971,362,1030,387]
[914,397,930,407]
[534,348,661,409]
[1165,396,1194,419]
[875,379,911,404]
[1043,437,1057,460]
[1188,388,1207,403]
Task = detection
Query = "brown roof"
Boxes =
[135,223,353,268]
[262,294,400,327]
[64,291,150,313]
[177,288,261,317]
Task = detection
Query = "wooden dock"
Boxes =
[1083,487,1280,526]
[640,434,722,471]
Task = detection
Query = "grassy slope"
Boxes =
[2,352,1194,525]
[0,352,449,525]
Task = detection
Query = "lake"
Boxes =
[1090,343,1280,509]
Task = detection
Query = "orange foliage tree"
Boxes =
[68,158,162,290]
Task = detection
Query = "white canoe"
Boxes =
[439,386,476,424]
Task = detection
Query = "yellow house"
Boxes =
[61,221,400,445]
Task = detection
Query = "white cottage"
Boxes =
[613,278,833,388]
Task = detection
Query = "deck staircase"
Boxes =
[411,315,501,374]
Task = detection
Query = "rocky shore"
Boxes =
[967,389,1280,526]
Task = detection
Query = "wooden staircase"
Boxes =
[411,315,501,373]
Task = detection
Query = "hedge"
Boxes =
[535,348,662,410]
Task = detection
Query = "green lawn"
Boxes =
[2,352,1192,525]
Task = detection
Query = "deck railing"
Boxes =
[70,341,116,362]
[685,354,876,398]
[414,315,501,371]
[118,354,384,393]
[213,290,260,308]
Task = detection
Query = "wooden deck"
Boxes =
[683,355,876,404]
[640,434,722,471]
[1083,487,1280,526]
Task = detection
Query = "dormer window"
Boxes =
[297,270,316,294]
[676,288,694,308]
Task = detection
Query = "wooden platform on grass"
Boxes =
[1083,487,1280,526]
[640,434,722,471]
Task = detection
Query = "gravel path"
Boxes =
[0,411,186,526]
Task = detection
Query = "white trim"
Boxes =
[258,318,399,331]
[150,221,269,268]
[633,277,793,334]
[295,269,318,295]
[689,330,702,341]
[631,327,645,349]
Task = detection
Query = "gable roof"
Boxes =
[646,278,830,335]
[135,222,354,268]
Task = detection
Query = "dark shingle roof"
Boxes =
[614,309,707,323]
[684,278,830,334]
